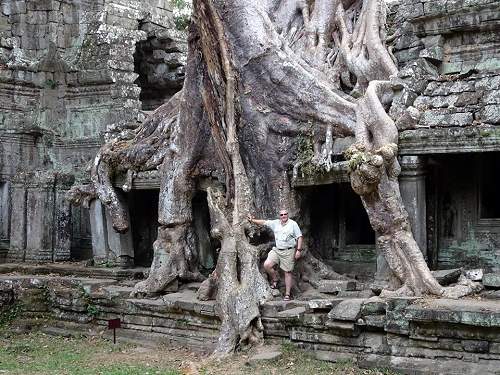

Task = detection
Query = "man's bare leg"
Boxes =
[284,271,293,297]
[264,259,278,285]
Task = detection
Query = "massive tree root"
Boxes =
[68,93,182,232]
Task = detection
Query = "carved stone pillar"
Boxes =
[105,191,134,267]
[0,181,10,262]
[399,155,427,258]
[7,174,27,262]
[89,200,109,265]
[25,172,56,262]
[54,174,74,261]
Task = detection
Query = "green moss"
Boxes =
[170,0,191,31]
[296,121,325,177]
[44,79,58,89]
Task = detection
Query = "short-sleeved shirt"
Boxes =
[264,219,302,249]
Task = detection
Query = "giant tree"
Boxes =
[69,0,480,354]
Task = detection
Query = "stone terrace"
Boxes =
[1,268,500,374]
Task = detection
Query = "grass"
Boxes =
[0,330,181,375]
[0,328,400,375]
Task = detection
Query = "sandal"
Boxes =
[270,279,279,289]
[284,294,292,301]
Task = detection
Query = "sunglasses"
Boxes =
[279,213,288,216]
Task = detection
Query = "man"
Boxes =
[248,210,303,301]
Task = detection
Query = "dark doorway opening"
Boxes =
[427,152,500,271]
[305,183,376,280]
[129,190,159,267]
[70,206,93,261]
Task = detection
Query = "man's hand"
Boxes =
[294,250,302,260]
[247,214,254,222]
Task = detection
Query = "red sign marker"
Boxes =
[108,318,121,343]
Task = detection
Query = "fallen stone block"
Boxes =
[276,306,306,320]
[318,280,356,294]
[247,345,282,364]
[314,350,357,363]
[307,299,335,310]
[361,297,386,316]
[338,290,375,298]
[328,299,365,321]
[464,269,483,281]
[483,273,500,289]
[431,268,462,286]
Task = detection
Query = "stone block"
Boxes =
[405,299,500,327]
[26,10,47,24]
[248,346,282,363]
[324,320,360,337]
[307,299,336,310]
[490,342,500,354]
[363,315,386,329]
[431,268,462,286]
[398,58,439,94]
[361,297,386,316]
[385,297,420,335]
[462,339,489,353]
[2,1,27,15]
[419,110,473,127]
[318,280,356,294]
[302,313,326,326]
[27,0,58,11]
[328,299,365,322]
[483,90,500,104]
[276,306,306,320]
[478,105,500,124]
[483,273,500,289]
[314,351,357,363]
[465,269,483,281]
[419,46,443,63]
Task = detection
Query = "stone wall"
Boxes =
[0,0,187,263]
[1,273,500,374]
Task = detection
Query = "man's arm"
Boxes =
[294,236,303,260]
[247,214,266,226]
[296,236,303,251]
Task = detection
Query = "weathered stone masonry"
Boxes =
[1,271,500,374]
[0,0,185,264]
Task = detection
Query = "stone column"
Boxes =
[105,192,134,267]
[0,181,10,262]
[25,172,56,262]
[7,174,27,262]
[89,199,109,265]
[53,174,74,261]
[399,156,427,258]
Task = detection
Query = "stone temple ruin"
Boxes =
[0,0,499,373]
